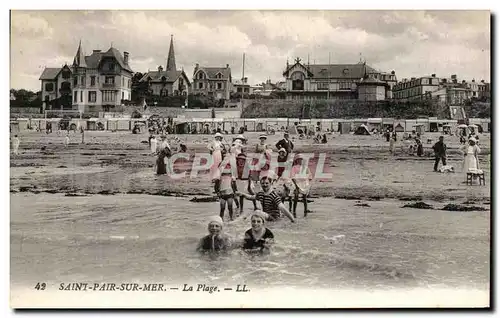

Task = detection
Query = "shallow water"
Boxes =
[11,193,490,291]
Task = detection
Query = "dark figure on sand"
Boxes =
[432,136,447,172]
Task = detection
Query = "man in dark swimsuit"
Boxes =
[236,176,295,223]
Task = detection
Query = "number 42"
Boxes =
[34,283,46,290]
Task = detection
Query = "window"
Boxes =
[109,63,115,71]
[317,82,329,90]
[198,72,204,79]
[421,78,429,85]
[198,82,204,89]
[122,77,125,86]
[128,79,131,88]
[122,92,124,100]
[105,76,115,84]
[291,71,305,80]
[81,76,85,86]
[88,91,96,103]
[237,87,242,92]
[62,70,71,79]
[80,91,83,102]
[73,77,78,86]
[161,89,168,97]
[90,76,96,86]
[74,91,77,102]
[45,83,54,92]
[103,91,116,102]
[339,81,351,90]
[217,82,222,90]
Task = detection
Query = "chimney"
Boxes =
[226,64,229,68]
[462,80,466,84]
[481,79,485,83]
[451,74,457,80]
[158,66,163,72]
[93,49,101,53]
[431,74,436,77]
[472,79,475,83]
[391,70,395,75]
[123,51,129,65]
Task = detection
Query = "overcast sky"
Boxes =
[10,10,490,91]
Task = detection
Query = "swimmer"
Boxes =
[236,176,295,223]
[196,216,232,252]
[213,161,237,221]
[241,211,274,254]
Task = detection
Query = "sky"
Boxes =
[10,10,490,92]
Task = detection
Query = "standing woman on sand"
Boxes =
[461,137,481,177]
[389,135,396,155]
[156,136,172,175]
[208,132,225,179]
[255,135,270,154]
[11,135,20,155]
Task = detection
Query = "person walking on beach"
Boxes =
[11,135,20,155]
[432,136,447,172]
[389,135,396,154]
[64,133,70,148]
[150,135,158,155]
[80,126,85,144]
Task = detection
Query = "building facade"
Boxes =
[392,74,441,100]
[192,64,232,100]
[139,35,191,97]
[67,41,134,113]
[393,74,490,105]
[357,76,389,101]
[232,77,253,95]
[39,64,73,111]
[281,58,396,101]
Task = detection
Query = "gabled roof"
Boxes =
[83,47,133,72]
[100,47,133,72]
[283,61,379,79]
[194,67,231,80]
[139,69,191,85]
[39,67,62,80]
[282,62,314,77]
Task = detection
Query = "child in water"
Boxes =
[196,216,232,252]
[242,211,274,254]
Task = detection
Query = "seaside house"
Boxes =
[192,63,232,100]
[139,35,191,97]
[281,57,396,101]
